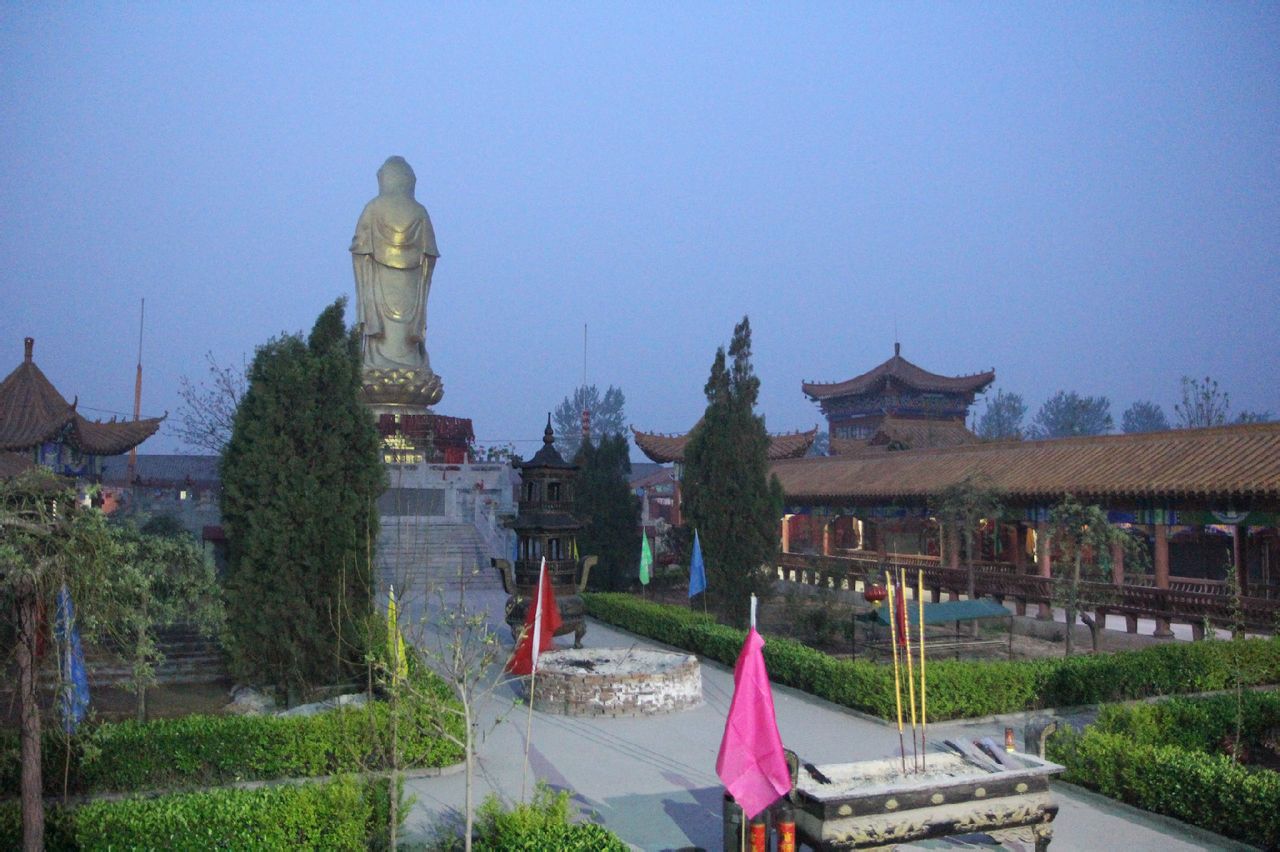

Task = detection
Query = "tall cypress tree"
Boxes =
[573,433,641,591]
[682,316,783,626]
[221,298,385,700]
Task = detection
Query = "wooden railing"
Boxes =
[776,551,1280,633]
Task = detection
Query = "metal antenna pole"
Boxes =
[127,298,145,484]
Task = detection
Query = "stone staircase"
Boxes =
[376,520,505,600]
[37,625,227,691]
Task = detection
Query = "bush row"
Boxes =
[0,775,398,851]
[2,687,464,795]
[583,593,1280,720]
[1048,726,1280,849]
[1089,690,1280,755]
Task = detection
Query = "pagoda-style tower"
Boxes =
[803,343,994,444]
[495,418,596,647]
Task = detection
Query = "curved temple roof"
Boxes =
[0,338,163,457]
[802,344,994,401]
[632,424,818,464]
[772,422,1280,508]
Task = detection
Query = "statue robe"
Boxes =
[351,193,439,372]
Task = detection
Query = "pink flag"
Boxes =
[715,627,791,819]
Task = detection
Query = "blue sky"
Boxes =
[2,4,1276,456]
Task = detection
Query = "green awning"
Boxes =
[867,599,1011,626]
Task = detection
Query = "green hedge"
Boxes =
[584,593,1280,720]
[0,775,398,851]
[1048,726,1280,848]
[2,688,464,796]
[1089,690,1280,754]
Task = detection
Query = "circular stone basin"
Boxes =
[528,648,703,717]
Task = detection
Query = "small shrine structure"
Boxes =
[498,417,595,647]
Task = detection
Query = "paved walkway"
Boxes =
[397,588,1248,851]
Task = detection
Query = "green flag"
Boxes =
[639,532,653,585]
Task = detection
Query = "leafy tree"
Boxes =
[89,523,224,721]
[1047,495,1145,655]
[172,352,246,454]
[2,471,152,848]
[934,474,1004,613]
[682,316,783,626]
[1175,375,1230,429]
[221,298,385,702]
[976,389,1027,440]
[573,433,641,591]
[551,384,625,460]
[1029,390,1113,438]
[1121,400,1170,434]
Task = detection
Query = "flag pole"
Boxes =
[521,645,536,802]
[918,568,928,771]
[899,566,919,772]
[885,571,906,774]
[521,558,548,801]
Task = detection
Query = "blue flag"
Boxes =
[688,530,706,598]
[55,584,90,734]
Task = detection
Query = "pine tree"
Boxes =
[221,298,385,701]
[573,433,641,591]
[682,316,783,626]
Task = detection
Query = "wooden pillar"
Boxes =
[945,524,960,570]
[1153,523,1173,638]
[1036,521,1052,620]
[1110,539,1125,586]
[1011,524,1026,571]
[822,521,831,557]
[781,515,790,555]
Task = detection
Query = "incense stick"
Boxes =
[885,571,906,774]
[918,569,928,770]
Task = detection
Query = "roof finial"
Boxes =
[894,341,900,358]
[24,337,33,362]
[544,413,555,446]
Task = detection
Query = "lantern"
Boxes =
[863,583,887,607]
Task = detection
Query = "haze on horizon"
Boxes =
[2,4,1276,457]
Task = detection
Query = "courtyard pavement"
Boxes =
[397,587,1249,851]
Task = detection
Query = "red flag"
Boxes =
[715,627,791,819]
[895,584,908,648]
[506,558,563,675]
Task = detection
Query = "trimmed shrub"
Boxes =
[0,775,398,851]
[1,687,464,796]
[583,593,1280,720]
[1048,726,1280,849]
[437,783,628,852]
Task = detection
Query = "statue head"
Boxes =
[377,156,416,197]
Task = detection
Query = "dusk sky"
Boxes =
[3,4,1277,457]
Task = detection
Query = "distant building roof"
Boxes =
[772,422,1280,508]
[802,344,994,401]
[627,462,667,485]
[0,338,163,456]
[101,454,221,486]
[830,416,980,457]
[632,423,818,464]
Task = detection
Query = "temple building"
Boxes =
[802,343,993,455]
[771,421,1280,638]
[0,337,162,485]
[631,423,817,526]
